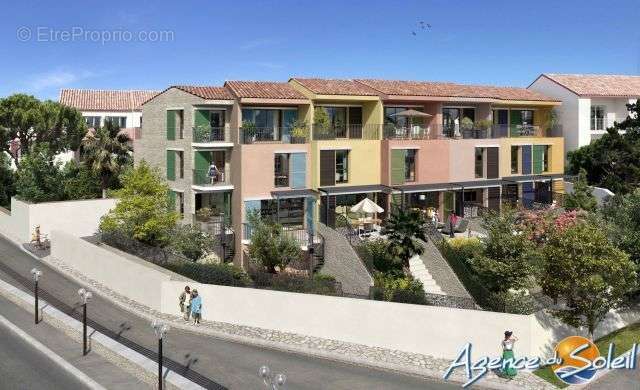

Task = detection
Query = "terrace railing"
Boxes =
[192,125,227,143]
[383,123,562,140]
[192,169,229,186]
[241,126,309,144]
[312,123,380,140]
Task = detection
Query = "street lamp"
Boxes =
[258,365,287,390]
[30,268,42,324]
[152,319,169,390]
[77,288,92,355]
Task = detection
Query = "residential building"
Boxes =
[528,74,640,154]
[135,77,565,267]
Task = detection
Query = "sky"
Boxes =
[1,0,639,100]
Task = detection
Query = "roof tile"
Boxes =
[225,81,306,99]
[59,89,159,111]
[292,78,380,96]
[541,74,640,97]
[172,85,234,100]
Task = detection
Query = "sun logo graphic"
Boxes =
[552,336,600,385]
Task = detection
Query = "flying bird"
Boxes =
[412,21,432,36]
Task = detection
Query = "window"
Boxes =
[274,153,289,187]
[335,150,349,183]
[542,145,550,172]
[463,191,478,203]
[591,105,606,130]
[259,198,304,227]
[177,110,184,139]
[521,110,534,125]
[475,148,484,178]
[405,149,416,182]
[105,116,127,128]
[84,116,101,128]
[511,146,519,174]
[177,192,184,215]
[177,151,184,179]
[384,107,425,128]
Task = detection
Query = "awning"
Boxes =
[318,184,393,196]
[502,174,564,183]
[270,189,319,199]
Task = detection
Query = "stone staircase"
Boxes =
[408,255,445,295]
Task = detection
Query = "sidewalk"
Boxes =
[0,294,146,389]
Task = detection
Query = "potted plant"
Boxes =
[196,207,213,222]
[313,107,331,139]
[290,120,308,143]
[476,119,492,138]
[242,120,257,143]
[460,117,474,138]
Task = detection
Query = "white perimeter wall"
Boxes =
[0,197,117,242]
[564,181,614,206]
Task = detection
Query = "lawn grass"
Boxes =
[533,322,640,388]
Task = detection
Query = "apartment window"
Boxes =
[177,192,184,215]
[335,150,349,183]
[177,151,184,179]
[259,198,304,227]
[591,105,606,130]
[405,149,416,182]
[384,107,425,128]
[511,146,519,174]
[84,116,101,128]
[521,110,534,125]
[177,110,184,139]
[274,153,289,187]
[316,106,362,138]
[463,191,478,203]
[475,148,484,178]
[542,145,550,172]
[105,116,127,128]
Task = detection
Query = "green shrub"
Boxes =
[444,237,484,263]
[253,272,338,296]
[390,288,427,305]
[62,160,102,200]
[373,273,426,305]
[170,225,215,261]
[499,291,537,315]
[357,239,402,275]
[165,262,251,287]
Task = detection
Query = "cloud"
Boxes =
[26,69,98,91]
[253,62,284,70]
[239,38,278,51]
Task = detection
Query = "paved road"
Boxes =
[0,321,89,389]
[0,235,457,390]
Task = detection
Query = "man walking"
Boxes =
[179,286,191,321]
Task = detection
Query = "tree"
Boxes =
[600,189,640,269]
[0,94,85,166]
[564,168,598,212]
[541,220,637,338]
[82,122,132,198]
[61,160,102,200]
[381,208,427,271]
[15,143,65,203]
[567,99,640,194]
[0,153,16,208]
[471,207,537,293]
[170,225,215,261]
[99,161,179,246]
[247,212,302,273]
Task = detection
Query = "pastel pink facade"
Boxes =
[381,140,450,186]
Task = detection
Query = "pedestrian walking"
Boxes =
[179,286,191,321]
[448,212,459,238]
[501,331,518,379]
[190,289,202,325]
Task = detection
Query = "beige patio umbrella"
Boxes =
[390,109,433,137]
[350,198,384,222]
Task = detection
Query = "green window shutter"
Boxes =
[166,150,176,181]
[532,145,544,174]
[167,190,176,211]
[166,111,176,140]
[391,149,406,185]
[194,151,211,171]
[510,110,522,137]
[194,110,210,129]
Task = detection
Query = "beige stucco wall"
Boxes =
[448,139,501,182]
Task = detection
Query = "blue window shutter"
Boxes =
[306,197,315,235]
[521,145,532,175]
[290,153,306,189]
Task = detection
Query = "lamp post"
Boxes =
[30,268,42,324]
[77,288,92,355]
[258,365,287,390]
[152,319,169,390]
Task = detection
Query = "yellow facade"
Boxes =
[499,136,564,178]
[310,140,382,189]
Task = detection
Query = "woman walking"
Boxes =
[501,330,518,378]
[190,289,202,325]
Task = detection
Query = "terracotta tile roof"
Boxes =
[291,78,380,96]
[356,79,557,102]
[538,74,640,97]
[172,85,234,100]
[225,81,306,100]
[60,89,159,111]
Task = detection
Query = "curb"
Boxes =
[0,312,107,390]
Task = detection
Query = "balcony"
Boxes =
[240,126,309,144]
[192,125,229,144]
[383,123,562,140]
[192,169,231,188]
[311,123,380,140]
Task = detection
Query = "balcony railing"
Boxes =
[243,223,320,247]
[192,126,228,143]
[193,169,229,186]
[241,126,309,144]
[383,123,562,140]
[312,123,380,140]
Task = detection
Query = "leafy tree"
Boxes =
[357,238,403,275]
[541,220,637,338]
[247,212,302,273]
[600,189,640,269]
[61,160,102,200]
[564,168,598,211]
[170,225,215,261]
[381,208,427,271]
[15,143,65,202]
[82,122,132,198]
[99,161,179,246]
[0,153,16,208]
[471,207,537,293]
[0,94,85,166]
[567,100,640,194]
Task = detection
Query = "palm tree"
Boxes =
[81,121,132,198]
[381,208,428,272]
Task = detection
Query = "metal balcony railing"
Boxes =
[312,123,380,140]
[383,123,562,140]
[192,126,227,143]
[192,169,228,186]
[240,126,309,144]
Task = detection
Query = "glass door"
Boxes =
[209,111,225,141]
[492,109,508,137]
[442,108,460,137]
